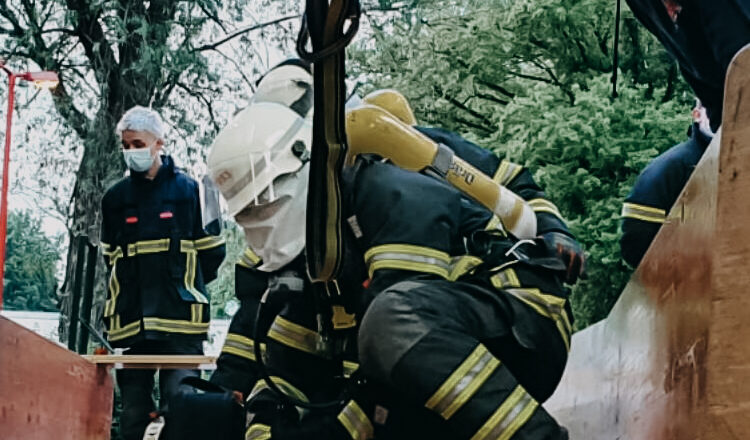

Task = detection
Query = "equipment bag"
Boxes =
[159,376,245,440]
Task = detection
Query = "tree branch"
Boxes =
[49,77,91,139]
[176,82,219,132]
[195,14,300,52]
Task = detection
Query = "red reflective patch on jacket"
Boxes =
[362,278,371,289]
[125,216,138,224]
[159,211,174,219]
[662,0,682,22]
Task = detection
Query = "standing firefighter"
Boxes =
[208,61,583,439]
[100,106,226,440]
[621,101,713,267]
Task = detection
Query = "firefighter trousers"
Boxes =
[116,339,203,440]
[358,270,570,440]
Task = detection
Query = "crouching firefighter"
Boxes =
[206,59,583,439]
[99,106,226,440]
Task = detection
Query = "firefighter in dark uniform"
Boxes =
[100,106,226,440]
[625,0,750,131]
[621,102,713,267]
[208,61,583,439]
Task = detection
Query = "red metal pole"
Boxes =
[0,74,16,311]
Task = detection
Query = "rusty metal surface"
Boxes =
[545,45,750,439]
[0,316,113,440]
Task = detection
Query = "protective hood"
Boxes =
[234,164,309,272]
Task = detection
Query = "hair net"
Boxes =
[116,106,166,140]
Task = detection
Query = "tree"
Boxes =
[3,210,62,311]
[349,0,694,327]
[0,0,302,337]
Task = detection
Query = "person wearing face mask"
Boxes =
[100,105,226,440]
[207,60,579,440]
[621,100,714,268]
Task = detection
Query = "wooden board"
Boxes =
[83,354,217,370]
[545,44,750,439]
[0,316,113,440]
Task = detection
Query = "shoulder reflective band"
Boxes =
[621,202,667,223]
[492,160,523,186]
[527,198,565,221]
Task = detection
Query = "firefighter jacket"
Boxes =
[100,155,226,347]
[620,124,712,267]
[238,127,577,440]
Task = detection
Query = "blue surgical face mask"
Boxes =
[123,146,155,172]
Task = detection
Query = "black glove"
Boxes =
[541,232,586,284]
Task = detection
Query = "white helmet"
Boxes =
[252,60,313,117]
[207,101,312,217]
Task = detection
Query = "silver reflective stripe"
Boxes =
[366,252,451,270]
[430,350,499,419]
[486,392,535,440]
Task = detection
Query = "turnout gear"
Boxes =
[100,155,226,346]
[208,62,577,438]
[621,123,712,267]
[625,0,750,131]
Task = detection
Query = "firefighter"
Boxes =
[100,106,226,440]
[621,101,713,267]
[207,60,582,439]
[625,0,750,131]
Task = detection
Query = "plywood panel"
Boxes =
[0,316,113,440]
[545,44,750,439]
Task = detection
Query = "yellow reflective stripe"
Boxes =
[364,244,451,279]
[193,235,226,251]
[104,246,123,265]
[505,288,572,351]
[126,238,171,257]
[426,344,500,420]
[621,202,666,223]
[250,376,308,403]
[101,242,114,255]
[492,160,523,186]
[471,386,538,440]
[108,316,141,341]
[448,256,484,281]
[190,304,204,323]
[267,316,326,357]
[343,360,360,377]
[179,242,209,304]
[105,250,123,317]
[222,333,266,361]
[245,424,272,440]
[490,268,522,290]
[142,317,209,335]
[528,198,564,221]
[338,400,374,440]
[238,247,262,268]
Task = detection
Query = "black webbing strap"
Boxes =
[298,0,361,284]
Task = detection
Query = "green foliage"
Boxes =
[494,75,688,328]
[350,0,694,328]
[3,211,63,311]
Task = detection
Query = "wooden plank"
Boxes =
[0,316,113,440]
[545,44,750,439]
[83,354,217,370]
